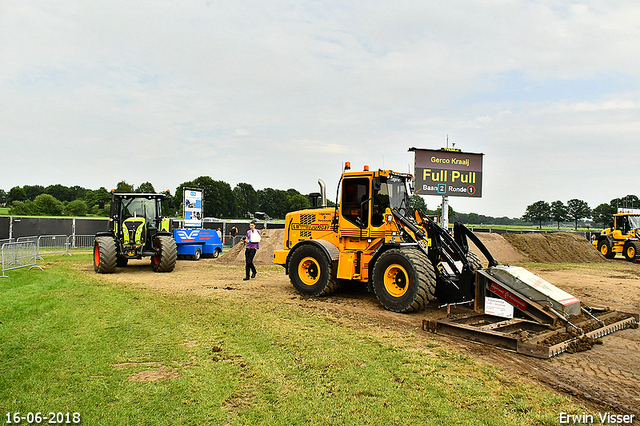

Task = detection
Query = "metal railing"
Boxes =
[67,235,95,251]
[17,235,71,258]
[37,235,71,256]
[1,241,43,278]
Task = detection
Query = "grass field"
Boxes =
[0,255,589,425]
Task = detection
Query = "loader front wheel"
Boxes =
[598,239,616,259]
[151,235,177,272]
[93,236,117,274]
[623,241,638,261]
[289,245,338,297]
[372,248,436,313]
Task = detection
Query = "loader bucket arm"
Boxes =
[452,222,499,267]
[393,208,477,303]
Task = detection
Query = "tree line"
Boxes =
[0,178,315,219]
[521,195,639,230]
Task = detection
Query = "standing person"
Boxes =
[230,225,238,245]
[243,221,260,281]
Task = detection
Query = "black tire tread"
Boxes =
[289,245,338,297]
[152,235,177,272]
[94,236,117,273]
[372,248,436,313]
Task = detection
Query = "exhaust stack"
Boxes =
[318,179,326,207]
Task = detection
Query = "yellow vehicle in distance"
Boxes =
[594,209,640,261]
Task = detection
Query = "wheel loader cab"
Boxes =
[339,172,411,230]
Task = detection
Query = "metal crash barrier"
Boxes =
[67,235,95,251]
[17,235,71,258]
[1,241,43,278]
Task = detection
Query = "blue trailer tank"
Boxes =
[173,229,223,260]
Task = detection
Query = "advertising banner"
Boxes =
[412,148,484,198]
[183,188,203,228]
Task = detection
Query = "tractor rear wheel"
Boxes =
[289,244,338,296]
[151,235,177,272]
[623,241,639,261]
[598,239,616,259]
[94,236,117,273]
[372,248,436,313]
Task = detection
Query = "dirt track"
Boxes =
[85,231,640,419]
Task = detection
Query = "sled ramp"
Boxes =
[425,266,638,359]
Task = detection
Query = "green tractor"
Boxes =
[93,190,177,273]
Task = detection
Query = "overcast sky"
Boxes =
[1,1,639,218]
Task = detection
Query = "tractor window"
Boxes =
[341,178,369,228]
[628,215,640,231]
[121,198,158,227]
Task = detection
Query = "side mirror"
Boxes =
[372,177,381,191]
[99,199,105,209]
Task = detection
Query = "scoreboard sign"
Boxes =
[411,148,484,198]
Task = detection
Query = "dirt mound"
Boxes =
[502,232,606,263]
[469,232,528,264]
[219,229,604,265]
[218,229,285,266]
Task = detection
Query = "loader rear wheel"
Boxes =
[151,235,177,272]
[372,248,436,313]
[289,245,338,297]
[598,239,616,259]
[93,236,117,274]
[623,241,638,261]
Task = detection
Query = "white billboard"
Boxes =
[183,188,203,228]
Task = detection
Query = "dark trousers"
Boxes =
[245,248,257,278]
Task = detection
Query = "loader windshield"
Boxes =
[626,215,640,232]
[385,175,410,213]
[371,174,411,226]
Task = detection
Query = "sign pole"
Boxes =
[441,195,449,232]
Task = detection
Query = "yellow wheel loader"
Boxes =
[274,163,638,357]
[594,210,640,262]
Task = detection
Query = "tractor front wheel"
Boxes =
[94,236,117,273]
[289,245,338,297]
[372,248,436,313]
[151,235,177,272]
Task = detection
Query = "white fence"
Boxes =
[1,241,43,278]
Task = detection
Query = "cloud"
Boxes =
[1,1,639,218]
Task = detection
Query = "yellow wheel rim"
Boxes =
[383,264,409,297]
[298,257,320,286]
[627,246,635,258]
[600,244,608,256]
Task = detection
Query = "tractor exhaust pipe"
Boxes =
[318,179,327,207]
